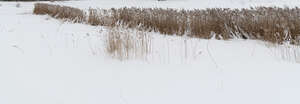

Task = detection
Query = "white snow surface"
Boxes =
[1,1,300,104]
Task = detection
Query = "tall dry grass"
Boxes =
[33,3,300,45]
[33,3,86,23]
[88,8,113,26]
[105,26,152,60]
[109,7,300,44]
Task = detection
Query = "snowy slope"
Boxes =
[1,1,300,104]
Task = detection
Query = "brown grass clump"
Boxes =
[105,26,152,60]
[33,3,86,23]
[88,8,113,26]
[110,8,188,36]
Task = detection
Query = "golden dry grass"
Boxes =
[33,3,300,45]
[88,8,113,26]
[105,26,152,60]
[109,7,300,44]
[33,3,86,23]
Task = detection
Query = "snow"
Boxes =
[1,1,300,104]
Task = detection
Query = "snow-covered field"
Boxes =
[1,1,300,104]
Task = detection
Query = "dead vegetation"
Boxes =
[88,8,113,26]
[33,3,85,23]
[105,26,152,60]
[109,7,300,44]
[33,3,300,45]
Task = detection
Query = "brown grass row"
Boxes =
[33,3,300,44]
[33,3,85,23]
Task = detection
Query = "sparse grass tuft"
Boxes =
[105,26,152,60]
[267,43,300,63]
